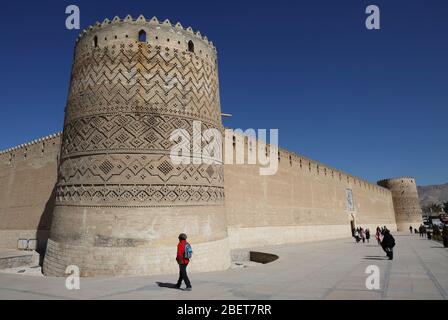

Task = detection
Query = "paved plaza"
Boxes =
[0,233,447,300]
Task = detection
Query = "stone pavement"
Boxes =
[0,233,447,300]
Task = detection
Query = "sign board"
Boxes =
[346,189,354,212]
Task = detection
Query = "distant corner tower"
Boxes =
[43,15,230,276]
[377,177,423,231]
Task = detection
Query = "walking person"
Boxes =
[360,228,366,243]
[175,233,193,291]
[365,228,370,243]
[427,225,432,240]
[354,229,360,243]
[381,229,396,260]
[409,225,413,234]
[376,226,381,245]
[442,225,448,248]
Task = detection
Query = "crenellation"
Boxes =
[232,130,387,193]
[0,132,62,162]
[75,15,216,63]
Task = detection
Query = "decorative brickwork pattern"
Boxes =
[65,45,220,124]
[57,17,223,207]
[61,114,217,156]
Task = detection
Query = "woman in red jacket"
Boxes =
[175,233,192,290]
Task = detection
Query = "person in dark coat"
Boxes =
[365,229,370,243]
[175,233,192,291]
[381,229,396,260]
[442,225,448,248]
[360,228,366,243]
[354,229,360,243]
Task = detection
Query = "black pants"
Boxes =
[443,236,448,248]
[384,247,393,260]
[177,264,191,288]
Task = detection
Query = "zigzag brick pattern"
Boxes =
[57,21,224,207]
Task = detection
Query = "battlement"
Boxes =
[225,130,391,195]
[377,177,417,189]
[377,177,416,184]
[75,15,217,62]
[0,132,62,155]
[0,132,62,167]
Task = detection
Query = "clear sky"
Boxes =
[0,0,446,186]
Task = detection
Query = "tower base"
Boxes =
[43,205,230,277]
[43,237,230,277]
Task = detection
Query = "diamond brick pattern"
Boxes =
[56,35,224,207]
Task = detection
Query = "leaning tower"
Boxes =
[377,177,423,231]
[43,15,230,276]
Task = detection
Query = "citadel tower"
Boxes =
[43,15,230,276]
[377,177,423,231]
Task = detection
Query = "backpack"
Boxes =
[184,242,193,259]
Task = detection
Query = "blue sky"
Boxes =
[0,0,446,185]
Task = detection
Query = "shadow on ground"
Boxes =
[156,282,180,290]
[363,255,389,261]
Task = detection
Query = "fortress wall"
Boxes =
[0,131,398,255]
[0,134,61,250]
[0,131,398,254]
[224,134,397,249]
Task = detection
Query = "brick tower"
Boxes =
[43,15,230,276]
[377,177,423,231]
